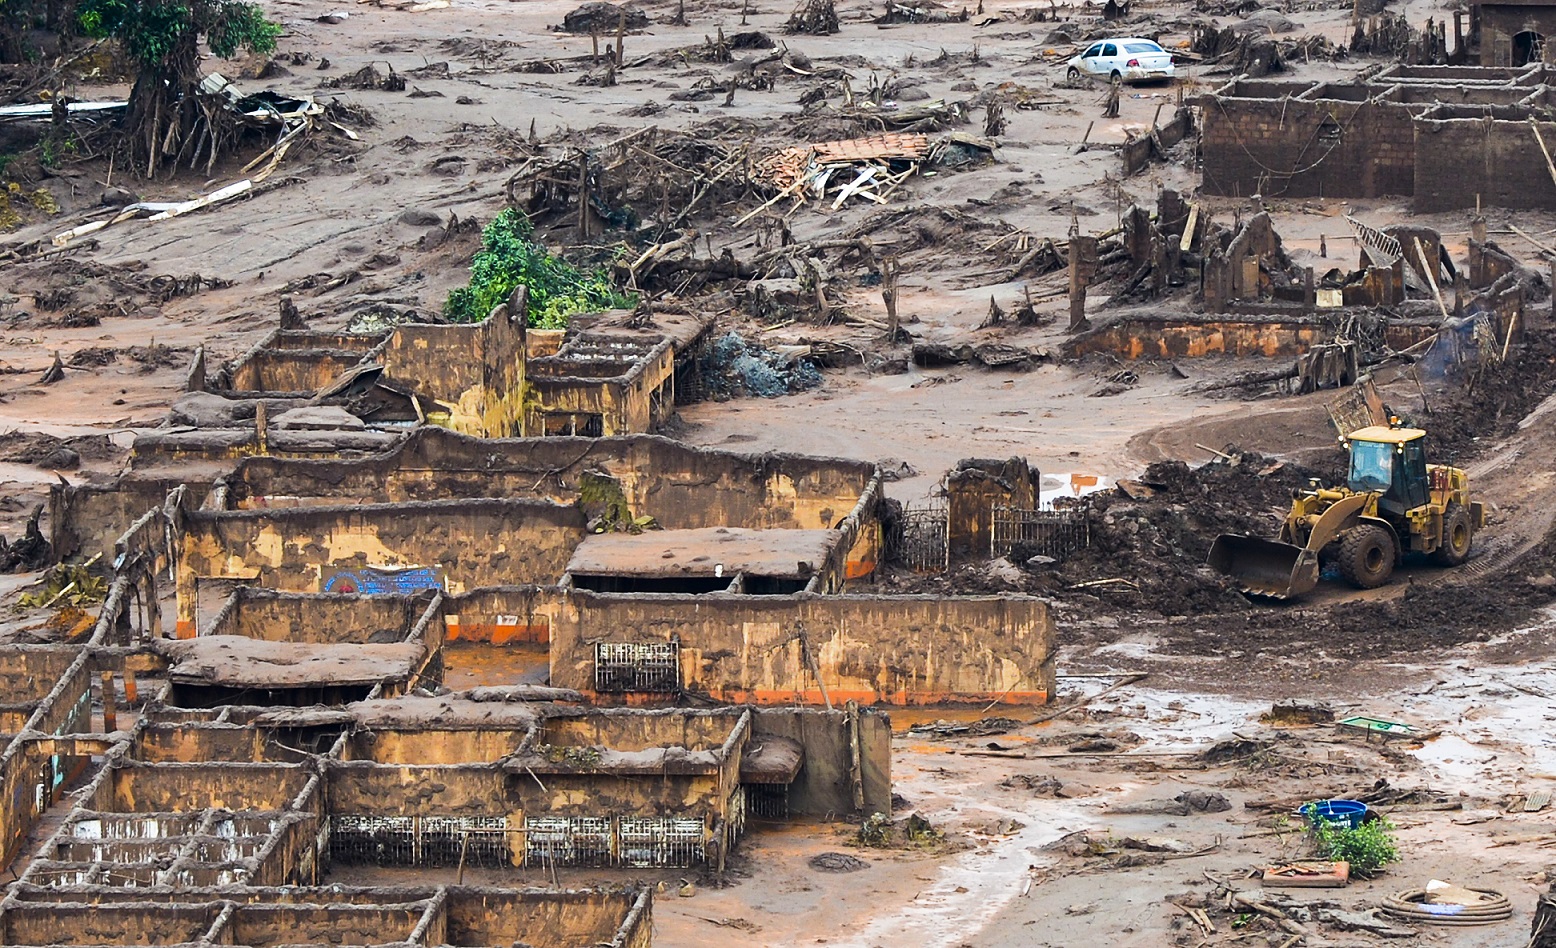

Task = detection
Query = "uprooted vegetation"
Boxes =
[444,208,637,326]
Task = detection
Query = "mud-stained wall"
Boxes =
[447,888,650,948]
[100,763,312,812]
[1200,91,1416,200]
[1414,112,1556,211]
[228,905,423,946]
[326,760,725,826]
[174,500,586,635]
[749,708,892,815]
[384,296,527,438]
[225,431,881,579]
[443,589,1052,706]
[133,724,274,763]
[49,478,210,565]
[1480,6,1556,65]
[945,459,1040,561]
[231,350,368,394]
[229,430,876,528]
[205,588,429,644]
[3,904,217,945]
[1067,316,1440,360]
[527,338,675,436]
[1,887,650,948]
[346,729,530,763]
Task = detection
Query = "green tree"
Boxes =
[76,0,280,176]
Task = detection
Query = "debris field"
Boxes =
[2,0,1556,945]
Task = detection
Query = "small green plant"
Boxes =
[1303,805,1400,878]
[444,208,636,328]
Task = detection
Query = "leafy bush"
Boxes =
[1303,805,1400,877]
[444,209,636,328]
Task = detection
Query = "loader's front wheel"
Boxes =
[1337,524,1396,589]
[1431,503,1474,567]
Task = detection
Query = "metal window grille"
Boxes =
[327,815,512,868]
[899,500,949,573]
[524,816,613,868]
[725,786,747,842]
[594,642,681,693]
[991,506,1090,560]
[745,783,790,820]
[618,817,705,868]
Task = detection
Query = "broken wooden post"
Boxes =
[1102,78,1121,118]
[1068,235,1099,333]
[254,401,269,456]
[123,668,138,705]
[101,672,117,732]
[615,8,626,65]
[846,699,865,812]
[881,255,900,340]
[576,153,591,238]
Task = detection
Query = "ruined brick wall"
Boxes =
[384,292,527,437]
[49,478,209,564]
[207,588,430,643]
[1414,115,1556,211]
[446,889,650,948]
[537,591,1055,707]
[945,458,1040,560]
[229,431,877,534]
[174,500,586,635]
[1067,315,1440,359]
[749,708,892,815]
[1479,5,1556,65]
[526,340,675,436]
[230,351,368,394]
[1201,95,1414,199]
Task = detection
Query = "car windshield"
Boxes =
[1349,439,1395,492]
[1124,42,1163,53]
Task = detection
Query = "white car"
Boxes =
[1066,37,1176,84]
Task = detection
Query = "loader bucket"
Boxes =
[1206,534,1320,599]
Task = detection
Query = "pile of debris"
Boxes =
[690,331,823,400]
[1020,448,1340,615]
[786,0,840,35]
[750,131,991,214]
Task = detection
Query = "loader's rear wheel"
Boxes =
[1431,503,1474,566]
[1337,524,1396,589]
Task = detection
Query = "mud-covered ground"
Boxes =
[5,0,1556,943]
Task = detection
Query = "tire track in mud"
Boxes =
[1427,391,1556,586]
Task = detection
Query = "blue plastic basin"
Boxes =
[1299,799,1369,829]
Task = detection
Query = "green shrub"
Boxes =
[444,208,636,328]
[1303,805,1400,878]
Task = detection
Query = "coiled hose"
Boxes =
[1380,888,1512,926]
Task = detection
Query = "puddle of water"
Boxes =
[1039,472,1114,510]
[847,682,1264,947]
[832,798,1094,948]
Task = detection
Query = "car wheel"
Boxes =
[1110,69,1122,81]
[1067,66,1080,80]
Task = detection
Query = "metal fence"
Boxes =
[594,642,681,693]
[991,506,1090,560]
[329,815,512,868]
[899,500,949,573]
[524,815,706,868]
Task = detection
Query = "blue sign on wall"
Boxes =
[323,566,444,595]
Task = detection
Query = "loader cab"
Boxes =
[1345,426,1429,516]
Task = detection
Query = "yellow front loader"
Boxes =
[1207,426,1484,599]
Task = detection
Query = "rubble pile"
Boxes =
[1023,449,1337,615]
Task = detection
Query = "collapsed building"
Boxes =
[1199,64,1556,211]
[6,407,1057,941]
[141,289,714,465]
[1065,186,1533,389]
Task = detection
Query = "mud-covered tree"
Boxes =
[76,0,280,176]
